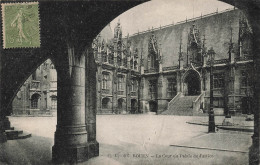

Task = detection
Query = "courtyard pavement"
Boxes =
[0,115,253,165]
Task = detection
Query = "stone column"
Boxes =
[248,9,260,165]
[52,45,88,163]
[0,38,7,142]
[85,48,99,159]
[0,110,7,143]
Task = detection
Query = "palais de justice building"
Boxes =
[11,8,253,116]
[92,8,253,115]
[12,59,57,115]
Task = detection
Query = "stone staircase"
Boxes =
[161,95,199,115]
[3,117,32,140]
[5,129,32,140]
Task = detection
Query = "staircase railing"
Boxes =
[192,91,205,114]
[168,92,182,110]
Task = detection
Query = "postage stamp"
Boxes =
[2,2,40,49]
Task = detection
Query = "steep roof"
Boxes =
[127,9,242,69]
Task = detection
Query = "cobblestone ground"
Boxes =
[1,115,252,165]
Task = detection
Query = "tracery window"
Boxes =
[31,94,40,109]
[213,73,224,89]
[213,97,224,108]
[167,78,177,98]
[51,96,57,109]
[102,73,110,89]
[118,75,124,91]
[149,80,157,99]
[131,79,137,92]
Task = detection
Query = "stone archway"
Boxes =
[182,69,201,96]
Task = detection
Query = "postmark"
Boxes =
[2,2,40,49]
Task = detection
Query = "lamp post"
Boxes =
[208,47,216,133]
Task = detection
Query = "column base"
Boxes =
[52,141,99,163]
[87,140,99,159]
[249,135,259,165]
[52,144,89,163]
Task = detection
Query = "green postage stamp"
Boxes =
[2,2,40,49]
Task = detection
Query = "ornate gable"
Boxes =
[188,24,201,48]
[148,32,159,57]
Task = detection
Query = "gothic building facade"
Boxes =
[92,23,141,114]
[93,8,253,115]
[12,59,57,116]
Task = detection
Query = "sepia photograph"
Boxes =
[0,0,259,164]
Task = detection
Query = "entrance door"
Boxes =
[131,99,138,114]
[183,70,201,96]
[149,101,157,113]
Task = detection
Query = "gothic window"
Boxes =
[149,80,157,98]
[31,93,40,109]
[213,73,224,89]
[102,72,110,89]
[167,78,177,98]
[51,96,57,109]
[213,97,224,108]
[108,53,114,64]
[131,79,137,92]
[239,14,253,57]
[118,75,124,91]
[50,68,57,82]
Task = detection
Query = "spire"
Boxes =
[114,19,122,38]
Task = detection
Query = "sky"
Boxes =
[110,0,234,37]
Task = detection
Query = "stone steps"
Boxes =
[5,129,32,140]
[162,96,199,115]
